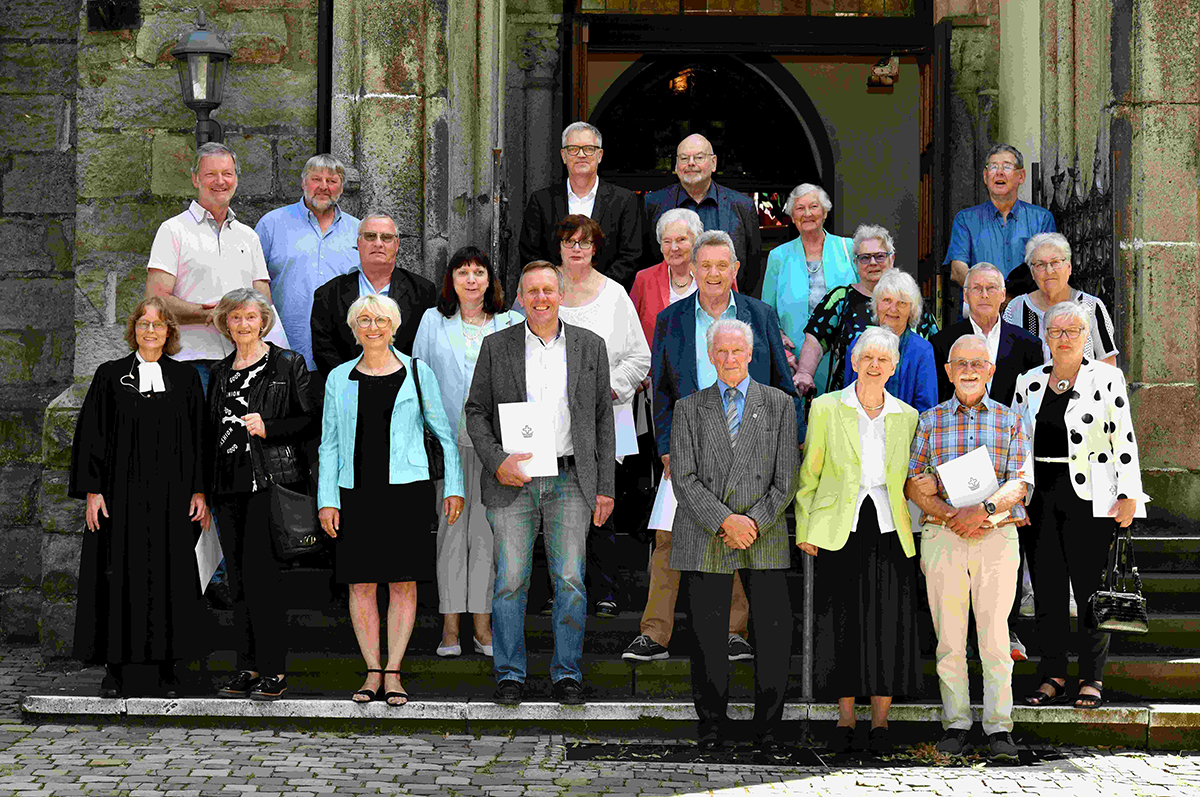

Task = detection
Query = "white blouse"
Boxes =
[843,387,905,534]
[558,277,652,405]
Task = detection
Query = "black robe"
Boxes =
[69,353,206,665]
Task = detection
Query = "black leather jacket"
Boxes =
[206,343,318,496]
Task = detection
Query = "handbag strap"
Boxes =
[410,357,431,428]
[1116,523,1144,595]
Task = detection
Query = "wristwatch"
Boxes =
[983,499,997,515]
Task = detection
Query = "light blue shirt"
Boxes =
[357,270,390,299]
[695,294,737,390]
[255,200,361,369]
[942,199,1056,278]
[718,374,751,438]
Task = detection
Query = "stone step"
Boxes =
[1141,573,1200,610]
[1130,536,1200,571]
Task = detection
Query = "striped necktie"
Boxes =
[725,386,740,445]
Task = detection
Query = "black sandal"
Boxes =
[1075,680,1104,709]
[1024,677,1070,706]
[383,669,409,707]
[352,669,383,703]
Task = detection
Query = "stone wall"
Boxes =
[0,0,78,641]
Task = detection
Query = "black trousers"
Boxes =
[214,491,287,674]
[687,569,792,738]
[1027,463,1112,681]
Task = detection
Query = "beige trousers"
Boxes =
[434,444,494,615]
[920,522,1020,735]
[639,529,749,646]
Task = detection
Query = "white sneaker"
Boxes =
[1019,592,1035,617]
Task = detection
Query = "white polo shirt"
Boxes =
[146,201,270,361]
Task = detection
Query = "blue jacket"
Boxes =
[843,329,939,412]
[318,348,464,509]
[651,292,801,455]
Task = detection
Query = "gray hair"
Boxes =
[966,261,1006,290]
[346,294,402,345]
[192,141,239,175]
[705,318,754,353]
[300,153,347,185]
[852,224,895,256]
[519,260,565,294]
[851,325,901,365]
[948,333,991,362]
[655,208,704,244]
[213,288,275,340]
[358,210,398,237]
[692,229,737,264]
[984,143,1024,170]
[783,183,832,215]
[1025,231,1072,264]
[561,122,602,148]
[1043,301,1090,336]
[870,269,923,332]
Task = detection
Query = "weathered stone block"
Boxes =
[72,325,131,380]
[0,466,38,524]
[0,95,66,152]
[0,410,42,464]
[219,0,316,10]
[0,43,76,94]
[0,218,74,274]
[357,96,423,235]
[1131,384,1200,472]
[150,132,197,198]
[136,11,288,66]
[2,154,75,215]
[40,469,81,536]
[223,133,273,197]
[1131,104,1200,243]
[75,200,182,257]
[221,68,318,128]
[75,252,146,328]
[79,130,151,199]
[2,588,40,640]
[78,37,134,69]
[1142,469,1200,524]
[276,134,315,195]
[361,2,426,95]
[38,598,76,658]
[1132,244,1198,384]
[1136,0,1198,103]
[78,67,193,129]
[0,279,74,329]
[0,526,43,589]
[42,383,87,471]
[41,519,83,598]
[0,0,78,39]
[283,11,319,69]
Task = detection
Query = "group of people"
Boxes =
[69,127,1144,761]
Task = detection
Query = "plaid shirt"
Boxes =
[908,395,1034,522]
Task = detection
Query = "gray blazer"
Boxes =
[669,380,799,574]
[464,320,616,510]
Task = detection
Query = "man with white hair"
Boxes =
[905,334,1034,762]
[669,317,799,752]
[519,122,643,286]
[255,154,361,370]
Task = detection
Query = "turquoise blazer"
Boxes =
[318,348,464,509]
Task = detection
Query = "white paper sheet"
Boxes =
[648,475,678,531]
[935,445,1000,508]
[635,391,650,438]
[1091,461,1149,519]
[498,401,559,477]
[195,525,223,594]
[614,402,639,459]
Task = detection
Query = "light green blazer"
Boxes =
[793,386,920,557]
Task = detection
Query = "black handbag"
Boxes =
[410,357,445,480]
[1088,523,1150,635]
[268,481,323,561]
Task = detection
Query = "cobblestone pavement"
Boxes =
[1,647,1197,797]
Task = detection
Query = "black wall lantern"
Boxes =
[171,9,232,146]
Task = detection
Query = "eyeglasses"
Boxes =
[855,252,892,265]
[949,358,990,371]
[562,239,594,250]
[563,145,600,157]
[135,321,168,332]
[1046,327,1084,339]
[1031,258,1069,272]
[360,232,397,242]
[985,162,1020,173]
[676,154,712,164]
[968,284,1004,296]
[355,316,393,329]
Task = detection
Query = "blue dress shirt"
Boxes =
[255,200,361,369]
[942,199,1056,278]
[695,294,738,390]
[718,374,751,437]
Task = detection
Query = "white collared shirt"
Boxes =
[524,321,573,457]
[969,315,1002,394]
[842,385,904,534]
[566,177,599,218]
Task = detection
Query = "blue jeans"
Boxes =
[487,465,591,685]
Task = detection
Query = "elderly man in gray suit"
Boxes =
[465,261,616,707]
[670,318,799,752]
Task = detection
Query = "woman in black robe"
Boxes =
[70,297,207,697]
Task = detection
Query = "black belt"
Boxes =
[557,454,575,471]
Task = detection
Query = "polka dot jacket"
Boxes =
[1012,358,1143,502]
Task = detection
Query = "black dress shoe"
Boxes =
[218,670,260,698]
[868,726,893,755]
[697,733,723,751]
[827,724,857,753]
[758,733,787,753]
[493,680,523,705]
[552,677,585,705]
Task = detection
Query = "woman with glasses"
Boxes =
[1003,232,1118,365]
[1013,301,1143,710]
[412,247,521,659]
[794,225,940,398]
[206,288,317,702]
[70,298,207,698]
[318,294,464,706]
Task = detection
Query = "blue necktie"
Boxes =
[725,386,740,445]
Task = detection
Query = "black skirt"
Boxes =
[334,482,436,584]
[814,496,923,698]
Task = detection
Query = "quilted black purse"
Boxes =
[1088,523,1150,635]
[410,358,445,480]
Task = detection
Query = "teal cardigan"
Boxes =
[318,348,464,509]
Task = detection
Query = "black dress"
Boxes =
[334,366,436,584]
[69,354,205,667]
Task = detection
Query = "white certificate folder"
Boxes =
[934,444,1000,508]
[498,402,559,478]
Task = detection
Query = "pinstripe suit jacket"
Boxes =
[668,379,800,573]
